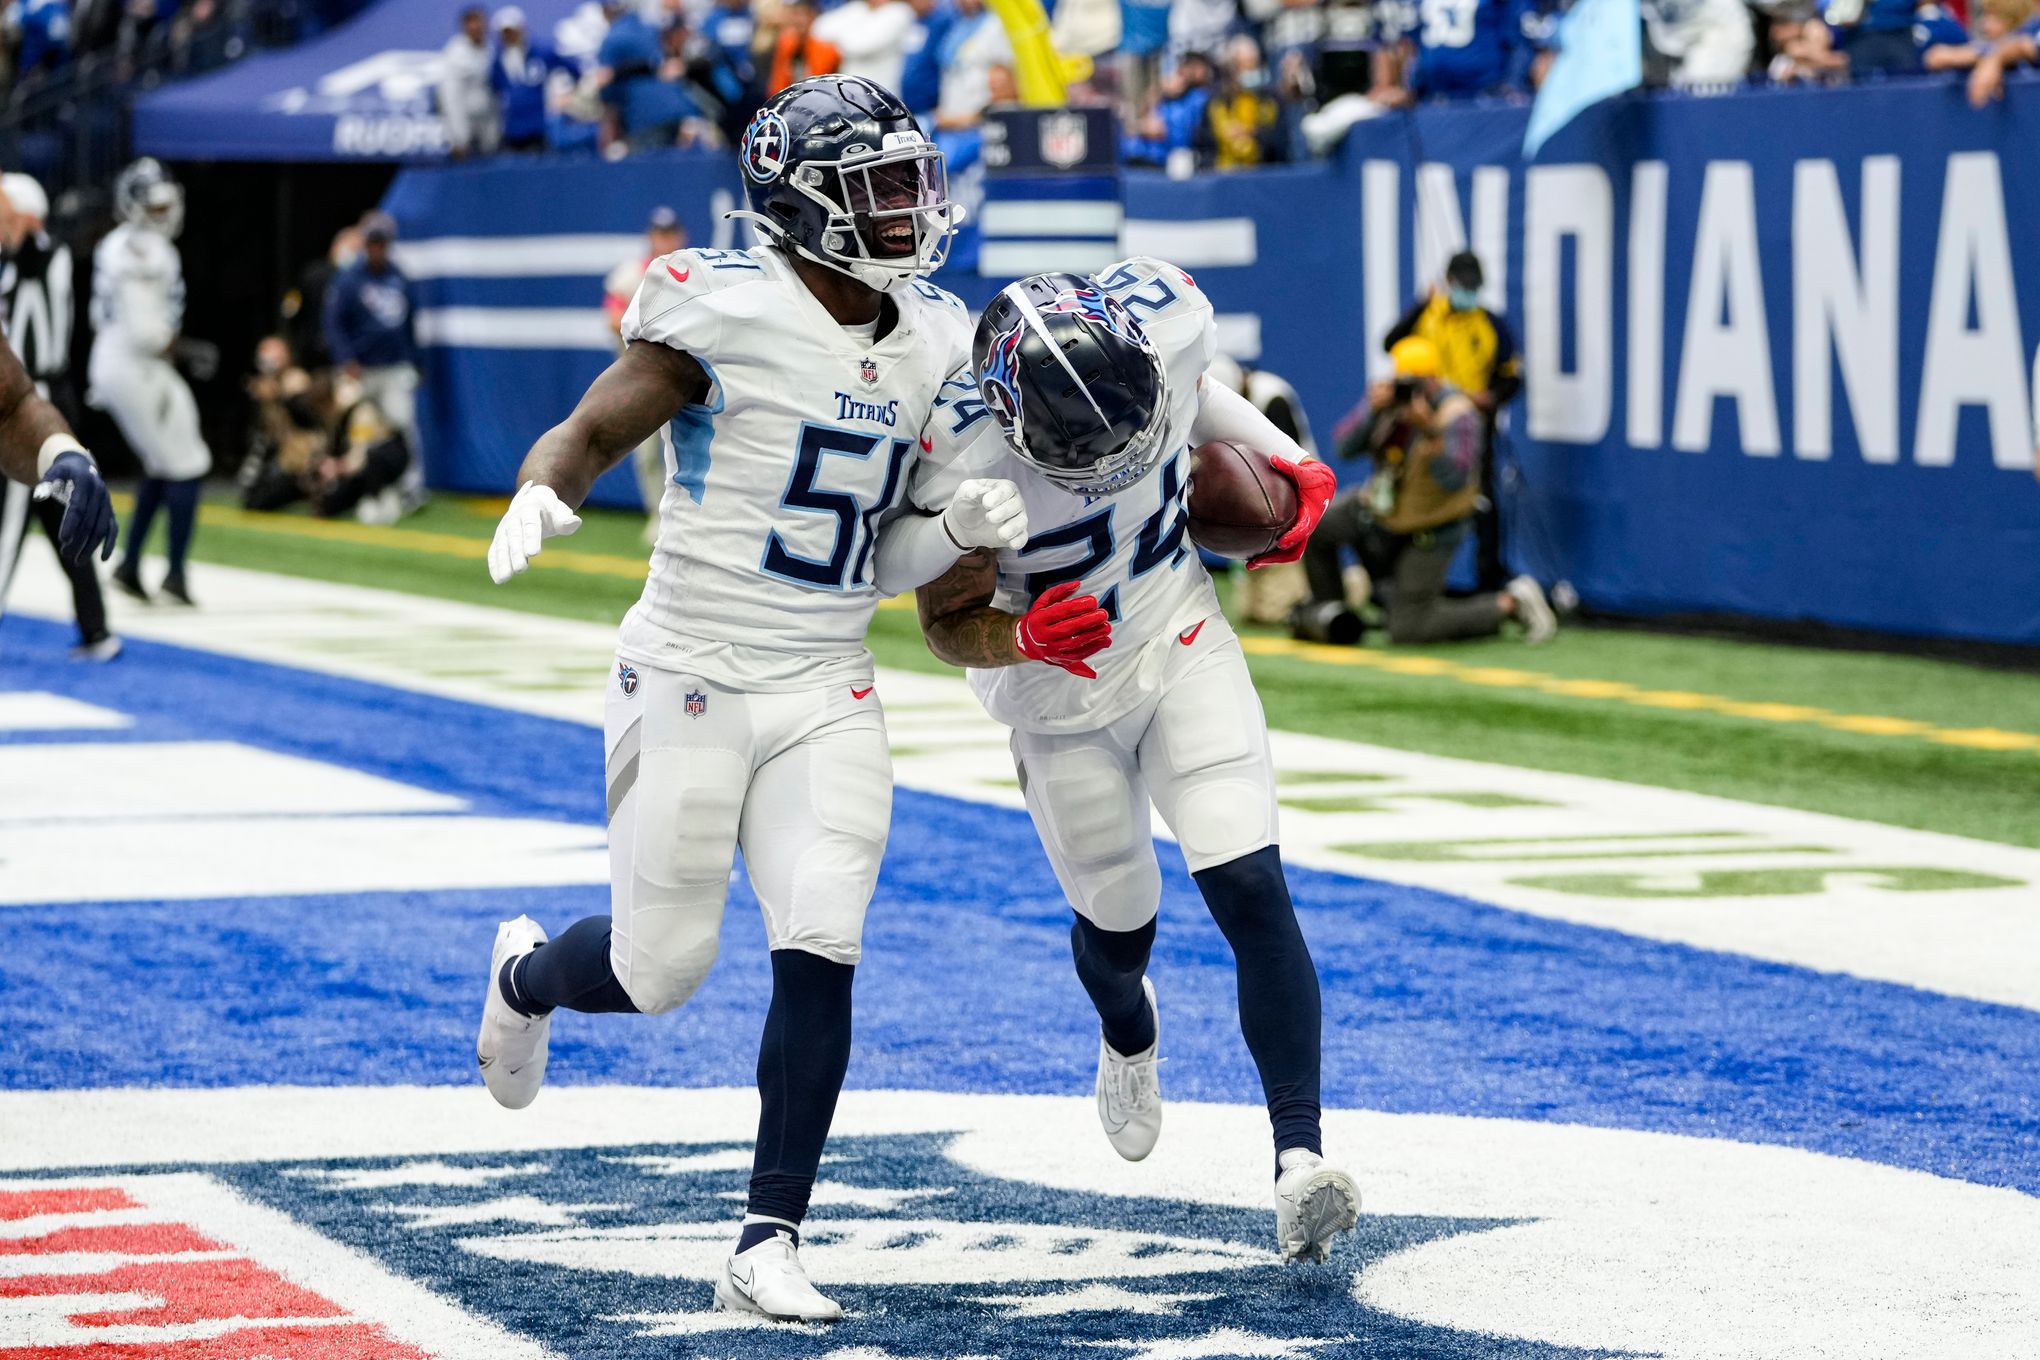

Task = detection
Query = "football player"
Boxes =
[90,158,211,606]
[474,76,1025,1323]
[888,262,1363,1265]
[1,172,120,648]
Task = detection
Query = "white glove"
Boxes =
[487,481,583,584]
[941,478,1028,551]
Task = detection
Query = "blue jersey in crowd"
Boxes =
[1120,0,1172,56]
[323,259,416,370]
[16,0,69,71]
[704,0,758,85]
[900,0,956,115]
[491,42,578,144]
[599,11,700,136]
[1410,0,1530,95]
[1909,4,1970,62]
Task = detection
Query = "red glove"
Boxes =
[1014,580,1112,679]
[1249,454,1337,568]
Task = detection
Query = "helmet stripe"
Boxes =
[1000,282,1113,433]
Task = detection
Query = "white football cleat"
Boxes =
[714,1230,843,1322]
[1505,574,1559,644]
[476,916,551,1110]
[1275,1148,1362,1263]
[1096,977,1163,1161]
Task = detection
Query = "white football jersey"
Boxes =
[913,256,1224,734]
[617,244,972,689]
[90,223,183,357]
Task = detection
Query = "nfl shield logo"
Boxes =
[1040,111,1088,169]
[859,356,879,386]
[684,690,708,718]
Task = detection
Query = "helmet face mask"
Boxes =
[974,276,1172,499]
[115,159,184,240]
[734,80,956,293]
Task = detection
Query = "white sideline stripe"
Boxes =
[978,201,1123,237]
[1121,217,1258,267]
[0,692,131,732]
[415,307,616,351]
[392,233,642,280]
[1215,313,1262,361]
[978,241,1122,276]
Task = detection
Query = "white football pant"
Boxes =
[603,659,892,1015]
[86,345,211,481]
[1012,634,1279,933]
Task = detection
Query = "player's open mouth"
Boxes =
[874,219,916,255]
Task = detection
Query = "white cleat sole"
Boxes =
[1283,1166,1362,1264]
[713,1272,842,1323]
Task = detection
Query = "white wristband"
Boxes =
[35,433,89,478]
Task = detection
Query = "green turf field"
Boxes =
[152,494,2040,850]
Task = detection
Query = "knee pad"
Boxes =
[615,911,719,1015]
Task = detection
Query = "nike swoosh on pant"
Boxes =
[851,686,874,700]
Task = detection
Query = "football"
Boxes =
[1187,440,1298,559]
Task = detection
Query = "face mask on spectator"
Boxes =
[1448,286,1481,310]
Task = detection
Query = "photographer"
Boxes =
[1299,337,1555,646]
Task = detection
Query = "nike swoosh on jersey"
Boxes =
[1177,621,1206,646]
[850,686,874,700]
[667,264,691,282]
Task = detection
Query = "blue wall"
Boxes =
[387,81,2040,644]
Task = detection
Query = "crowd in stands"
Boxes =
[8,0,2038,167]
[0,0,370,96]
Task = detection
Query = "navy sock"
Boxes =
[1070,914,1157,1056]
[123,478,164,570]
[747,949,855,1227]
[735,1217,799,1254]
[506,915,639,1016]
[161,478,201,577]
[1194,846,1323,1163]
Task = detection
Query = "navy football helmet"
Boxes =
[973,273,1170,497]
[728,76,955,292]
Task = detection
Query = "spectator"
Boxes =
[603,205,687,539]
[1123,49,1215,166]
[1642,0,1756,86]
[1966,0,2039,97]
[1207,33,1285,167]
[440,5,501,157]
[814,0,920,93]
[491,5,578,152]
[321,212,422,510]
[655,15,727,144]
[764,0,840,94]
[1294,0,1413,155]
[11,0,71,77]
[599,0,705,149]
[1383,249,1523,591]
[703,0,759,96]
[1170,0,1239,60]
[1823,0,1923,73]
[932,0,1011,127]
[1408,0,1528,97]
[1302,337,1557,646]
[280,225,358,372]
[1913,3,1979,67]
[899,0,956,115]
[1118,0,1173,101]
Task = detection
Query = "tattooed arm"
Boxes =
[916,549,1026,668]
[515,340,708,506]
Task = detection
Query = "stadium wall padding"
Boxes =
[385,81,2040,644]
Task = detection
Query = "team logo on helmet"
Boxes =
[741,110,792,184]
[1041,285,1146,349]
[976,321,1028,442]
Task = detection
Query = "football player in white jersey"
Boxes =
[89,158,211,606]
[894,263,1363,1264]
[473,76,1025,1324]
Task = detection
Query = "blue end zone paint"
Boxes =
[3,614,2038,1198]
